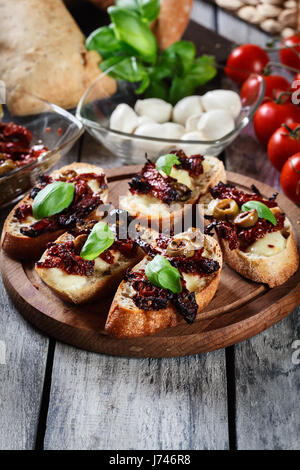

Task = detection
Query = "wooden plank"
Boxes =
[0,139,80,449]
[191,0,216,30]
[44,345,229,450]
[0,280,49,450]
[235,306,300,450]
[217,8,271,47]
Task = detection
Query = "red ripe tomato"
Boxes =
[267,123,300,171]
[280,153,300,204]
[280,34,300,70]
[241,74,290,105]
[225,45,269,85]
[254,100,300,145]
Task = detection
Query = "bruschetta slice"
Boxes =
[35,210,143,304]
[120,149,226,229]
[205,182,299,287]
[1,162,108,260]
[105,228,222,338]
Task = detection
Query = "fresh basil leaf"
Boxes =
[168,55,217,105]
[156,154,180,176]
[145,255,182,294]
[158,268,181,294]
[144,80,168,100]
[80,222,115,261]
[241,201,277,226]
[187,55,217,86]
[168,75,197,105]
[116,0,160,23]
[148,63,172,81]
[109,6,157,63]
[163,41,196,75]
[136,73,150,94]
[33,182,75,220]
[86,26,124,58]
[101,56,149,91]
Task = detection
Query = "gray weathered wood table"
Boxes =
[0,1,299,450]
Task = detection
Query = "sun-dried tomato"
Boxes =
[36,241,94,276]
[210,182,278,208]
[171,149,204,177]
[16,173,105,238]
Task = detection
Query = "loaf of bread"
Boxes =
[0,0,116,115]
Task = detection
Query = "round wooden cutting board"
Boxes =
[1,168,300,357]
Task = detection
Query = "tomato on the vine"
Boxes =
[241,74,290,105]
[280,153,300,204]
[280,34,300,70]
[267,123,300,171]
[254,97,300,145]
[225,44,269,85]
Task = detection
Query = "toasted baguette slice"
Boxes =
[120,155,226,230]
[1,162,108,260]
[218,218,299,288]
[35,232,143,304]
[105,233,222,338]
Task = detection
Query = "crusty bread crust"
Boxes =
[218,222,299,288]
[1,0,116,115]
[1,162,108,260]
[120,156,226,231]
[152,0,194,50]
[105,235,222,338]
[35,232,143,304]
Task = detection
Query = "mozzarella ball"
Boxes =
[110,103,138,134]
[161,122,185,139]
[180,131,208,156]
[134,98,172,123]
[197,109,235,140]
[173,96,203,126]
[136,116,155,127]
[134,122,165,138]
[134,123,168,156]
[185,113,204,133]
[201,90,241,119]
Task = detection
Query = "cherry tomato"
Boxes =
[280,34,300,70]
[267,123,300,171]
[280,153,300,204]
[254,99,300,145]
[225,45,269,85]
[241,74,290,105]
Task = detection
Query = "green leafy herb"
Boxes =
[156,154,180,176]
[86,25,124,58]
[87,2,217,104]
[116,0,160,23]
[145,255,182,294]
[101,56,150,94]
[108,6,157,63]
[241,201,277,226]
[32,182,75,220]
[80,222,115,261]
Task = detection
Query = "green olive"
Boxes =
[213,198,239,220]
[166,238,194,258]
[234,209,258,228]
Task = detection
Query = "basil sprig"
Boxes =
[86,1,217,104]
[145,255,182,294]
[80,222,115,261]
[156,154,180,176]
[241,201,277,226]
[32,182,75,220]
